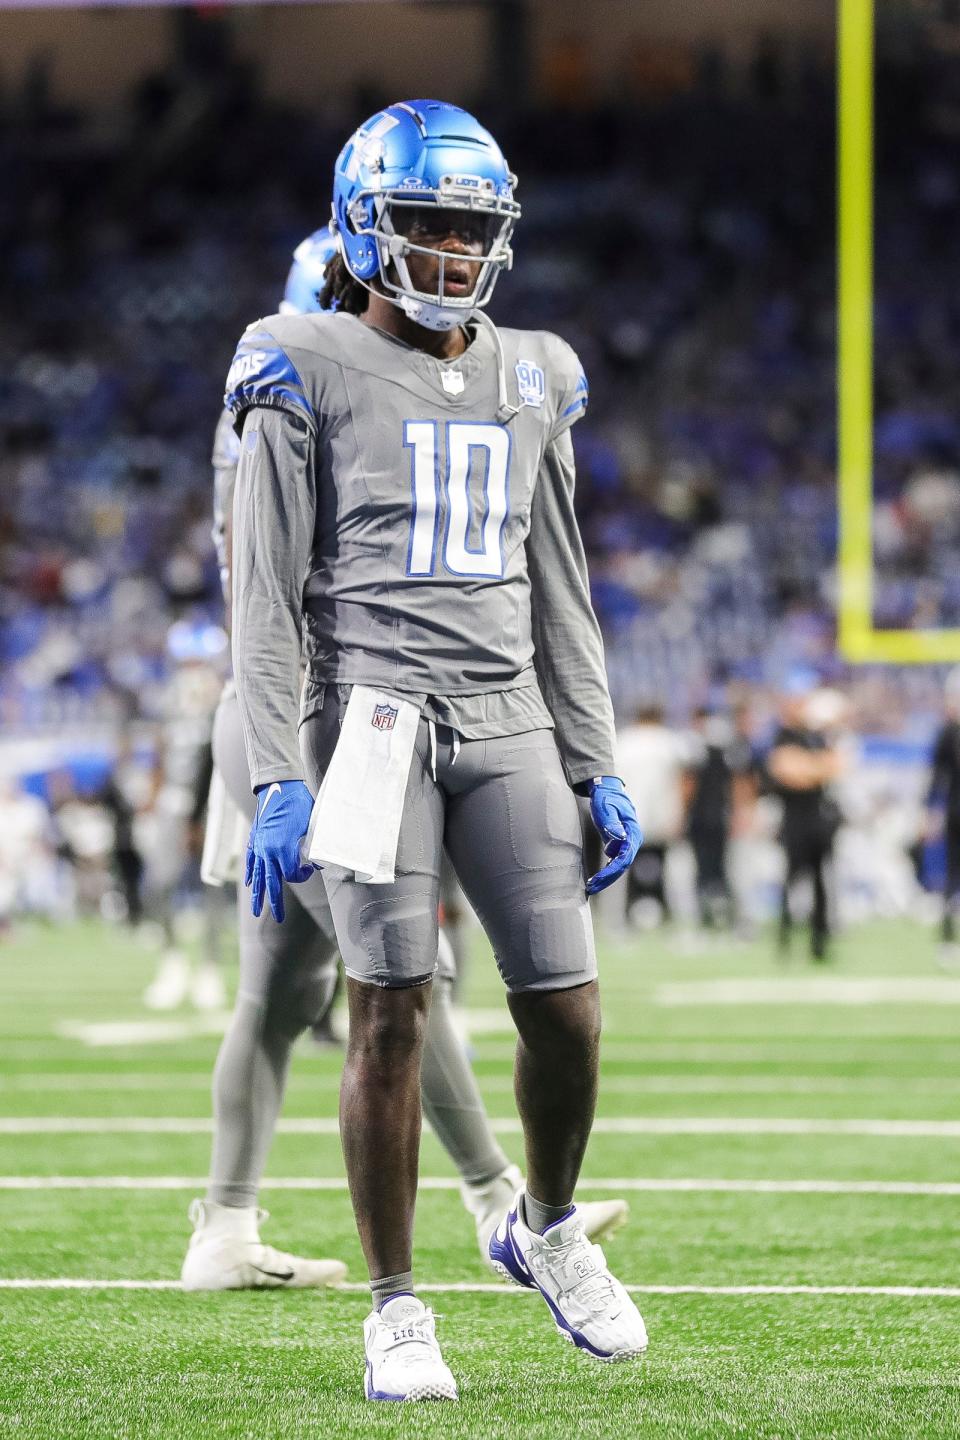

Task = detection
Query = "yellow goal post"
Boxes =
[837,0,960,662]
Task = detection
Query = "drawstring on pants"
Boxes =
[426,721,462,783]
[427,719,438,783]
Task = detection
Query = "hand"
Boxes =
[245,780,316,923]
[585,776,643,895]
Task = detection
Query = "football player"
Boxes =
[226,103,646,1401]
[185,225,628,1294]
[926,667,960,969]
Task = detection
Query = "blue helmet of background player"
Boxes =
[278,226,340,315]
[331,99,520,332]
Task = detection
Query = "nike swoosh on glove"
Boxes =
[245,780,316,923]
[584,776,643,895]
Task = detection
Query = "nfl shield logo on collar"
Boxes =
[371,703,398,731]
[441,369,465,396]
[515,360,545,408]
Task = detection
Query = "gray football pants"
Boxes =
[206,688,509,1205]
[301,698,598,993]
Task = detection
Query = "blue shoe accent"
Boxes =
[541,1205,576,1235]
[537,1286,619,1360]
[365,1362,404,1401]
[376,1289,417,1313]
[487,1205,535,1289]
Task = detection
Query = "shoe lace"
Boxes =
[381,1310,441,1367]
[548,1230,618,1315]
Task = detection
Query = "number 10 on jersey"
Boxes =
[404,421,512,579]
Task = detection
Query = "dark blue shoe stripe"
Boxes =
[487,1207,535,1289]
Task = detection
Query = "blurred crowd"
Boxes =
[2,23,960,949]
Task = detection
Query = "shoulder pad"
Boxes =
[223,322,315,432]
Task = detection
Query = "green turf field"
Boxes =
[1,916,959,1438]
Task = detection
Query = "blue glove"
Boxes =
[584,776,643,895]
[245,780,316,923]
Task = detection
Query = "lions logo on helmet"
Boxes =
[331,99,520,333]
[278,226,340,316]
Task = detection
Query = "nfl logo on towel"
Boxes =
[371,703,398,731]
[515,360,545,408]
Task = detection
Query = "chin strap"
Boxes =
[397,292,465,333]
[473,310,520,424]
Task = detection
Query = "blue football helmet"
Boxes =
[279,225,339,315]
[331,99,520,332]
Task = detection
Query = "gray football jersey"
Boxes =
[225,312,615,789]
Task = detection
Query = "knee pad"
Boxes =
[326,877,439,988]
[497,889,598,994]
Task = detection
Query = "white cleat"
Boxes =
[489,1196,647,1362]
[363,1295,458,1402]
[191,962,227,1012]
[142,949,191,1010]
[463,1164,629,1269]
[574,1197,629,1245]
[180,1199,347,1291]
[937,942,960,973]
[461,1163,523,1263]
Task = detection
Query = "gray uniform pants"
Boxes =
[301,694,597,993]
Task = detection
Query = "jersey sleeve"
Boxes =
[231,406,317,789]
[545,335,589,443]
[211,408,241,607]
[223,322,317,437]
[526,427,616,786]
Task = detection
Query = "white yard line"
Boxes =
[0,1074,216,1091]
[7,1072,960,1097]
[57,1018,232,1047]
[0,1278,957,1298]
[55,1009,516,1048]
[1,1175,959,1196]
[3,1116,960,1137]
[452,1074,960,1095]
[655,978,960,1006]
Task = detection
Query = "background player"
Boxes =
[228,101,646,1400]
[925,667,960,969]
[184,225,627,1292]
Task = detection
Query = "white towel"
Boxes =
[200,765,249,887]
[304,685,420,884]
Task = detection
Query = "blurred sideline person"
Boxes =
[726,698,762,936]
[683,706,758,932]
[925,666,960,969]
[683,708,735,930]
[615,705,685,928]
[100,741,146,928]
[184,226,628,1295]
[767,676,845,962]
[141,622,228,1012]
[0,778,61,929]
[226,102,646,1399]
